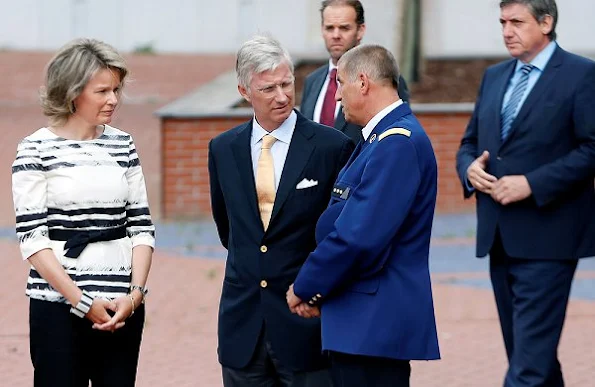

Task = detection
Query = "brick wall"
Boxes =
[417,112,476,214]
[161,111,475,219]
[162,117,248,219]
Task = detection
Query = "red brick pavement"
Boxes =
[1,239,594,387]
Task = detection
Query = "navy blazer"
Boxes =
[208,110,354,371]
[456,46,595,259]
[293,103,440,361]
[300,64,410,144]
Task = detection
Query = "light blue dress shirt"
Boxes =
[466,41,557,191]
[251,110,297,190]
[501,41,557,115]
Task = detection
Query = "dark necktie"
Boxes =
[320,68,337,127]
[501,64,535,141]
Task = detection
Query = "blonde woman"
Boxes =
[11,38,154,387]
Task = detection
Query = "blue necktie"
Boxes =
[501,64,535,141]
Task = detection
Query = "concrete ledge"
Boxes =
[411,103,475,114]
[158,106,254,119]
[155,71,245,118]
[155,68,476,120]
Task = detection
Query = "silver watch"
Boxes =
[129,285,148,297]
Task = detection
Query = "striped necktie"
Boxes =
[501,64,535,141]
[256,134,277,230]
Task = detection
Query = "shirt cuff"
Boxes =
[465,178,475,193]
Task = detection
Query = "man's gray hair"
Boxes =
[500,0,558,40]
[236,34,294,89]
[40,38,128,127]
[338,45,400,90]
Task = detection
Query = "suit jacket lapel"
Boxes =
[231,121,261,223]
[502,47,563,147]
[269,113,315,225]
[334,107,347,132]
[494,60,516,150]
[339,139,363,177]
[303,69,327,118]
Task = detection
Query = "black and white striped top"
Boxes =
[12,125,155,303]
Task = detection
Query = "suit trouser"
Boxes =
[221,326,332,387]
[328,351,410,387]
[489,232,577,387]
[29,298,145,387]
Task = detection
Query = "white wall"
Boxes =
[423,0,595,58]
[1,0,593,58]
[0,0,398,55]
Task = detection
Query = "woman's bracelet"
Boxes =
[129,285,148,302]
[128,294,135,317]
[70,290,94,318]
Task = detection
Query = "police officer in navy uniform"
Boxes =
[287,44,440,387]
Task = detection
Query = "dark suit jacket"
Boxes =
[300,63,410,144]
[456,46,595,259]
[293,103,440,361]
[208,110,354,371]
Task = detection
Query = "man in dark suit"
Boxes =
[456,1,595,385]
[287,44,439,387]
[300,0,410,145]
[208,34,354,387]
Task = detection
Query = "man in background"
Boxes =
[300,0,410,144]
[456,0,595,385]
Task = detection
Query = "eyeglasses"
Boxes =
[253,78,295,96]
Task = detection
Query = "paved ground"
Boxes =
[1,216,594,387]
[1,51,594,386]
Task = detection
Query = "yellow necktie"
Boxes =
[256,134,277,230]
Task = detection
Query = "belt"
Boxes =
[49,227,127,258]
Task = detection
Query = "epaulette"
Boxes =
[378,127,411,141]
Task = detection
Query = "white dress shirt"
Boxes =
[251,110,297,189]
[313,59,342,123]
[361,99,404,141]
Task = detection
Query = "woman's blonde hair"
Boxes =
[40,38,129,126]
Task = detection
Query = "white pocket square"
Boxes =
[296,178,318,189]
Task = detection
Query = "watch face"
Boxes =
[131,285,148,295]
